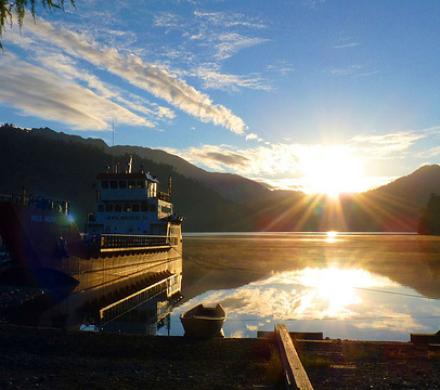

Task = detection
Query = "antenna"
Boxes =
[128,155,133,174]
[111,118,117,146]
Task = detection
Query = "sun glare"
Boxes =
[326,230,338,242]
[300,146,364,197]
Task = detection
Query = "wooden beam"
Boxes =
[275,324,314,390]
[257,330,323,340]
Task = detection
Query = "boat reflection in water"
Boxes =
[2,260,183,335]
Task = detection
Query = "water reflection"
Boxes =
[161,266,440,340]
[325,230,338,243]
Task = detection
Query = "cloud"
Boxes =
[333,42,360,49]
[214,33,269,61]
[165,143,302,178]
[328,64,378,78]
[333,37,360,49]
[204,151,250,167]
[193,10,267,29]
[266,61,295,76]
[245,133,259,141]
[302,0,326,9]
[0,54,153,130]
[164,128,430,192]
[153,12,184,29]
[6,16,247,134]
[193,65,271,92]
[415,146,440,159]
[351,131,426,158]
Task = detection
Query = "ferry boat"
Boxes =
[0,158,183,326]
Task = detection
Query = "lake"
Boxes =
[156,233,440,340]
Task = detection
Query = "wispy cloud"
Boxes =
[5,16,247,134]
[153,12,184,29]
[351,131,426,158]
[266,61,295,76]
[34,52,175,123]
[333,37,360,49]
[194,10,267,29]
[164,128,430,192]
[333,42,360,49]
[415,146,440,159]
[0,53,152,131]
[214,33,269,61]
[329,65,378,78]
[302,0,326,9]
[193,64,271,92]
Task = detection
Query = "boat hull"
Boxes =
[0,200,183,326]
[180,304,226,337]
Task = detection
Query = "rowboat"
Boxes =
[180,303,225,337]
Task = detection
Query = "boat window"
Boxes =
[132,204,140,212]
[141,202,148,212]
[98,204,104,212]
[161,206,171,214]
[101,181,108,189]
[136,181,145,189]
[110,181,117,189]
[119,180,127,189]
[105,204,113,212]
[128,181,135,189]
[115,204,122,212]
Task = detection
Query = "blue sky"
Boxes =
[2,0,440,193]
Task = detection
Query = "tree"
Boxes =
[0,0,74,49]
[418,193,440,235]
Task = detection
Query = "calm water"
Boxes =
[155,233,440,341]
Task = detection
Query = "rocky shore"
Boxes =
[297,338,440,389]
[2,325,440,389]
[0,325,282,389]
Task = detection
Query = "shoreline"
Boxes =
[2,324,440,389]
[183,231,420,236]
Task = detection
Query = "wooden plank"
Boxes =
[258,330,323,340]
[275,324,314,390]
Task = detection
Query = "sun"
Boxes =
[300,146,365,197]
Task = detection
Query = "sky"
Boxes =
[1,0,440,194]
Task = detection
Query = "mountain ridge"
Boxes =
[1,124,439,232]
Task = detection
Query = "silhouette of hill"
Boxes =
[0,125,254,232]
[110,145,270,204]
[1,124,439,232]
[369,164,440,207]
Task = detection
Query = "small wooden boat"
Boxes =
[180,303,225,337]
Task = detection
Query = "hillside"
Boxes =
[369,165,440,207]
[1,124,439,232]
[110,145,270,204]
[0,125,254,232]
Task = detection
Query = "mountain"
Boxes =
[369,164,440,207]
[1,124,439,232]
[109,145,270,204]
[0,125,255,232]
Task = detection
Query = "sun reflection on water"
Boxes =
[168,266,440,339]
[325,230,338,243]
[178,267,399,322]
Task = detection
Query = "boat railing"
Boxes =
[0,193,69,214]
[157,192,171,202]
[98,233,180,251]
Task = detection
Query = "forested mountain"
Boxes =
[1,124,439,232]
